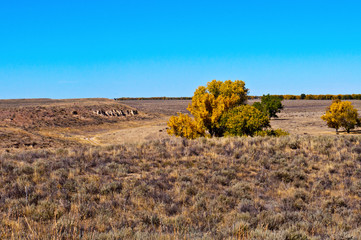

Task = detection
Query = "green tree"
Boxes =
[221,105,270,136]
[321,100,360,133]
[253,94,283,118]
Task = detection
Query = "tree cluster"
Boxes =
[167,80,284,139]
[275,94,361,100]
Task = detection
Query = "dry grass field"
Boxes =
[1,136,361,239]
[1,98,361,239]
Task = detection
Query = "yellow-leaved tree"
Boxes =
[167,80,287,139]
[167,113,205,139]
[321,100,361,133]
[167,80,277,138]
[187,80,249,137]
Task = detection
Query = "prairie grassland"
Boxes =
[1,135,361,239]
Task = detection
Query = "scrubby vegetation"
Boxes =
[1,136,361,239]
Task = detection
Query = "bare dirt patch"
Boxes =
[0,98,145,129]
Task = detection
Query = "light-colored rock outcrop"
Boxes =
[93,109,138,117]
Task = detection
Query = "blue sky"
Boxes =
[1,0,361,98]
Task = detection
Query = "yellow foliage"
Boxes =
[166,80,287,139]
[187,80,248,137]
[167,113,206,139]
[321,100,360,133]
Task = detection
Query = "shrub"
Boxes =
[321,100,360,133]
[255,129,289,137]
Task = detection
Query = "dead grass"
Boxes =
[1,135,361,239]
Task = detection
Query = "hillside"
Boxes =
[0,98,147,149]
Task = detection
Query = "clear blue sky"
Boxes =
[1,0,361,98]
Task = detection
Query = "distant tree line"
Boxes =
[271,94,361,100]
[115,94,361,101]
[114,97,192,100]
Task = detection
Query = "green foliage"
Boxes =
[221,105,270,136]
[321,100,360,133]
[253,94,284,118]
